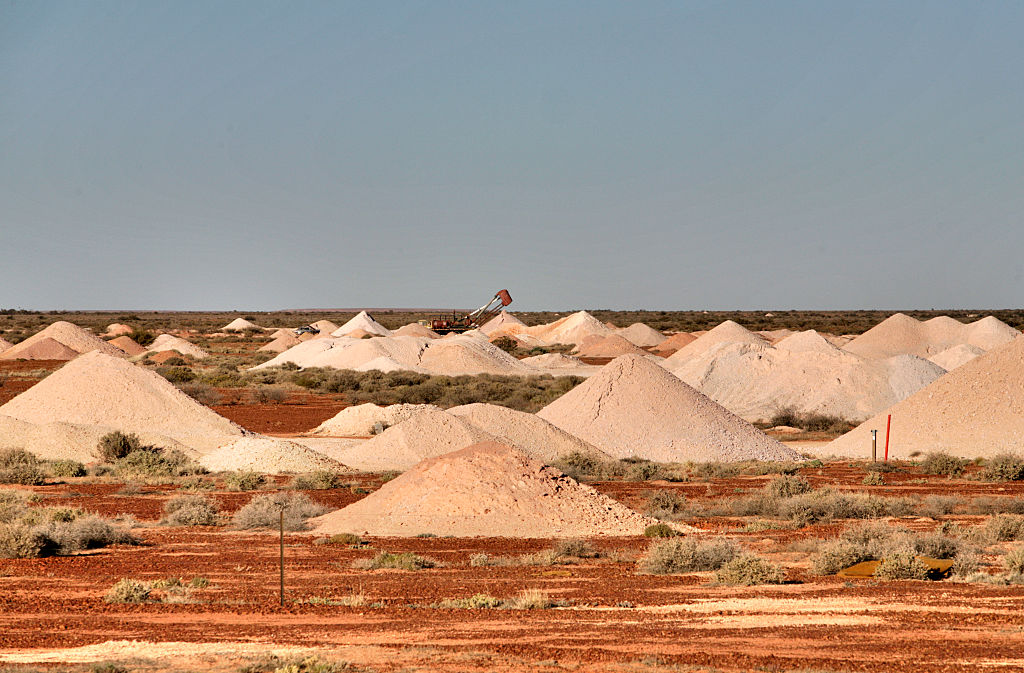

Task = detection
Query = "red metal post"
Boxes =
[884,414,891,461]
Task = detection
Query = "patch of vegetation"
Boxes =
[113,448,204,481]
[97,431,157,462]
[982,454,1024,482]
[47,459,86,478]
[920,451,967,477]
[313,533,366,547]
[105,578,151,604]
[290,471,345,490]
[646,490,687,519]
[643,523,680,538]
[1003,546,1024,574]
[862,472,884,486]
[715,554,785,585]
[224,471,268,491]
[0,448,47,485]
[354,551,439,570]
[764,475,811,499]
[231,492,330,531]
[874,552,931,581]
[238,654,351,673]
[162,494,220,526]
[766,408,852,434]
[639,538,737,575]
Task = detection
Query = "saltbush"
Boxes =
[105,578,151,604]
[354,551,438,570]
[231,492,329,531]
[982,454,1024,482]
[715,554,785,585]
[874,552,930,580]
[640,537,737,574]
[163,494,220,526]
[920,452,966,477]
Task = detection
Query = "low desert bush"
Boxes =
[812,539,871,575]
[0,523,49,558]
[982,454,1024,482]
[113,448,203,481]
[435,593,504,609]
[920,452,967,477]
[105,578,151,604]
[231,492,329,531]
[862,472,884,486]
[157,366,196,384]
[965,497,1024,516]
[504,588,557,610]
[354,551,438,570]
[0,448,46,485]
[646,490,687,519]
[951,549,981,577]
[715,554,785,585]
[290,471,344,490]
[639,537,737,575]
[163,494,220,526]
[919,494,960,517]
[224,471,268,491]
[47,459,86,478]
[37,515,137,553]
[551,538,600,559]
[98,431,156,462]
[874,552,931,581]
[314,533,366,547]
[764,475,811,499]
[913,531,961,559]
[1003,546,1024,574]
[981,514,1024,542]
[177,382,222,405]
[643,523,680,538]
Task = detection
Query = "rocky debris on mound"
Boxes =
[670,341,945,423]
[827,335,1024,459]
[309,320,340,335]
[103,323,133,337]
[929,344,984,371]
[335,409,496,471]
[0,414,196,463]
[107,336,148,356]
[538,354,798,463]
[479,311,527,336]
[526,311,613,347]
[615,323,667,347]
[521,353,585,368]
[843,313,1020,359]
[309,441,675,537]
[651,332,698,356]
[0,351,245,454]
[574,334,649,358]
[0,321,126,361]
[258,333,301,352]
[447,403,612,463]
[312,403,442,437]
[148,334,208,359]
[393,323,441,338]
[332,311,391,337]
[663,321,769,365]
[223,318,262,332]
[199,437,350,473]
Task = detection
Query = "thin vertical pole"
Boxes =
[884,414,892,462]
[279,508,284,607]
[871,429,877,462]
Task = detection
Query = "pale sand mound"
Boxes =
[148,334,208,359]
[269,328,294,339]
[103,323,133,337]
[309,320,340,335]
[521,353,585,368]
[393,323,441,338]
[0,351,245,454]
[774,330,840,354]
[252,338,338,369]
[616,323,667,347]
[929,344,984,371]
[331,311,391,337]
[107,336,147,356]
[663,321,769,365]
[526,311,612,346]
[223,318,262,331]
[574,334,648,357]
[479,311,526,336]
[309,441,670,537]
[335,409,496,471]
[199,437,350,473]
[488,327,548,347]
[671,342,945,423]
[258,333,301,353]
[344,328,375,339]
[538,354,798,462]
[447,403,612,463]
[758,329,795,344]
[417,335,531,375]
[149,350,189,364]
[967,316,1021,350]
[312,403,442,437]
[651,332,697,356]
[0,338,12,353]
[0,414,196,463]
[843,314,1018,360]
[0,337,80,361]
[0,321,125,361]
[826,336,1024,459]
[843,313,928,360]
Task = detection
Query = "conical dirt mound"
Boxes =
[148,334,208,359]
[0,321,125,360]
[537,354,798,462]
[479,311,526,335]
[335,408,495,471]
[616,323,667,347]
[929,343,983,371]
[108,336,147,356]
[309,441,670,537]
[223,318,262,331]
[0,351,245,454]
[527,311,612,346]
[663,321,768,364]
[312,403,442,437]
[0,338,12,353]
[332,311,391,337]
[827,336,1024,459]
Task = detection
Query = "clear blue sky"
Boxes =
[2,1,1022,311]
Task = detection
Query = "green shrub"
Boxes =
[643,523,680,538]
[178,382,221,405]
[913,531,961,559]
[874,552,930,580]
[919,495,960,517]
[920,452,966,477]
[105,578,151,604]
[436,593,504,609]
[780,488,886,526]
[982,454,1024,482]
[551,538,599,559]
[157,366,196,384]
[640,537,737,574]
[0,489,32,524]
[812,540,871,575]
[504,588,556,609]
[952,549,981,577]
[98,431,155,462]
[354,551,438,570]
[0,523,49,558]
[128,329,155,347]
[163,494,220,526]
[224,471,267,491]
[47,460,86,478]
[231,492,329,531]
[0,449,46,485]
[646,490,686,518]
[290,471,343,490]
[982,514,1024,541]
[862,472,884,486]
[114,449,202,481]
[36,515,137,553]
[764,475,811,498]
[715,554,785,585]
[314,533,365,547]
[1004,546,1024,574]
[624,461,663,481]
